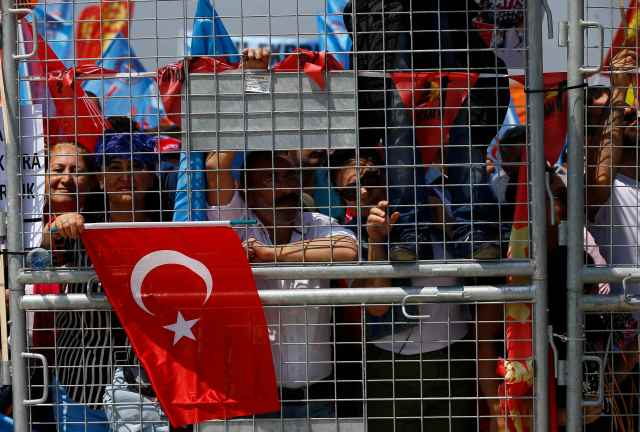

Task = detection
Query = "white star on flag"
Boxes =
[164,312,199,345]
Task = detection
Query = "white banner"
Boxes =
[0,105,46,249]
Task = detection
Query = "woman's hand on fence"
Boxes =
[50,213,85,240]
[242,48,271,70]
[243,237,275,262]
[610,48,636,97]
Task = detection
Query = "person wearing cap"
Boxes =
[205,149,358,418]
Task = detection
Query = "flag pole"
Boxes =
[0,50,12,377]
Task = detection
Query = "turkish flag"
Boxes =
[81,225,280,427]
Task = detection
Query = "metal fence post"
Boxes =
[1,3,30,431]
[566,1,586,431]
[527,0,549,430]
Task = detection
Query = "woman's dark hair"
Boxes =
[94,133,163,222]
[329,148,385,186]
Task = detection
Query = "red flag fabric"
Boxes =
[272,49,343,89]
[20,20,109,151]
[156,57,236,128]
[81,225,280,427]
[499,73,568,432]
[511,73,568,167]
[75,1,134,65]
[390,72,479,166]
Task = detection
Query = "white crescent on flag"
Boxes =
[130,250,213,315]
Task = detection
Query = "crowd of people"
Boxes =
[15,2,640,432]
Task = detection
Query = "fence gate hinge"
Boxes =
[558,21,569,47]
[558,220,568,246]
[0,211,6,240]
[0,360,10,385]
[557,359,567,386]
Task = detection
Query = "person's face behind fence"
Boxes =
[102,158,155,212]
[245,155,300,228]
[334,158,385,209]
[46,143,93,214]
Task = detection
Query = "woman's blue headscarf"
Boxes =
[94,133,157,170]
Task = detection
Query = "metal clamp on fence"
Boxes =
[582,355,604,408]
[86,276,102,302]
[622,276,640,304]
[21,353,47,406]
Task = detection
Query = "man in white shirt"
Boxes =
[206,149,358,418]
[588,49,640,302]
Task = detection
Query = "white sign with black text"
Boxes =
[0,105,46,249]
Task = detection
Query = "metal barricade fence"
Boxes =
[566,0,640,431]
[0,0,551,430]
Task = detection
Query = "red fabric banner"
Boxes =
[156,57,236,128]
[81,225,279,427]
[501,72,569,432]
[509,72,567,228]
[390,72,479,166]
[20,21,109,151]
[75,1,133,65]
[273,49,343,89]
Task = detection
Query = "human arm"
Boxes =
[205,48,271,206]
[205,151,237,206]
[587,49,635,213]
[245,235,358,263]
[360,201,400,316]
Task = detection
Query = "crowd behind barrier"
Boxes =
[4,0,640,431]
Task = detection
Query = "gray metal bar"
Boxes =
[20,285,535,310]
[527,0,549,429]
[17,261,535,284]
[566,1,586,430]
[1,5,29,431]
[581,295,640,312]
[582,267,640,283]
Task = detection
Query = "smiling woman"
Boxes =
[45,142,95,216]
[95,133,161,223]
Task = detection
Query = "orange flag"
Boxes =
[75,0,133,65]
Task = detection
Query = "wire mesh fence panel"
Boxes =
[21,299,533,431]
[12,0,534,269]
[0,0,550,431]
[561,0,640,430]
